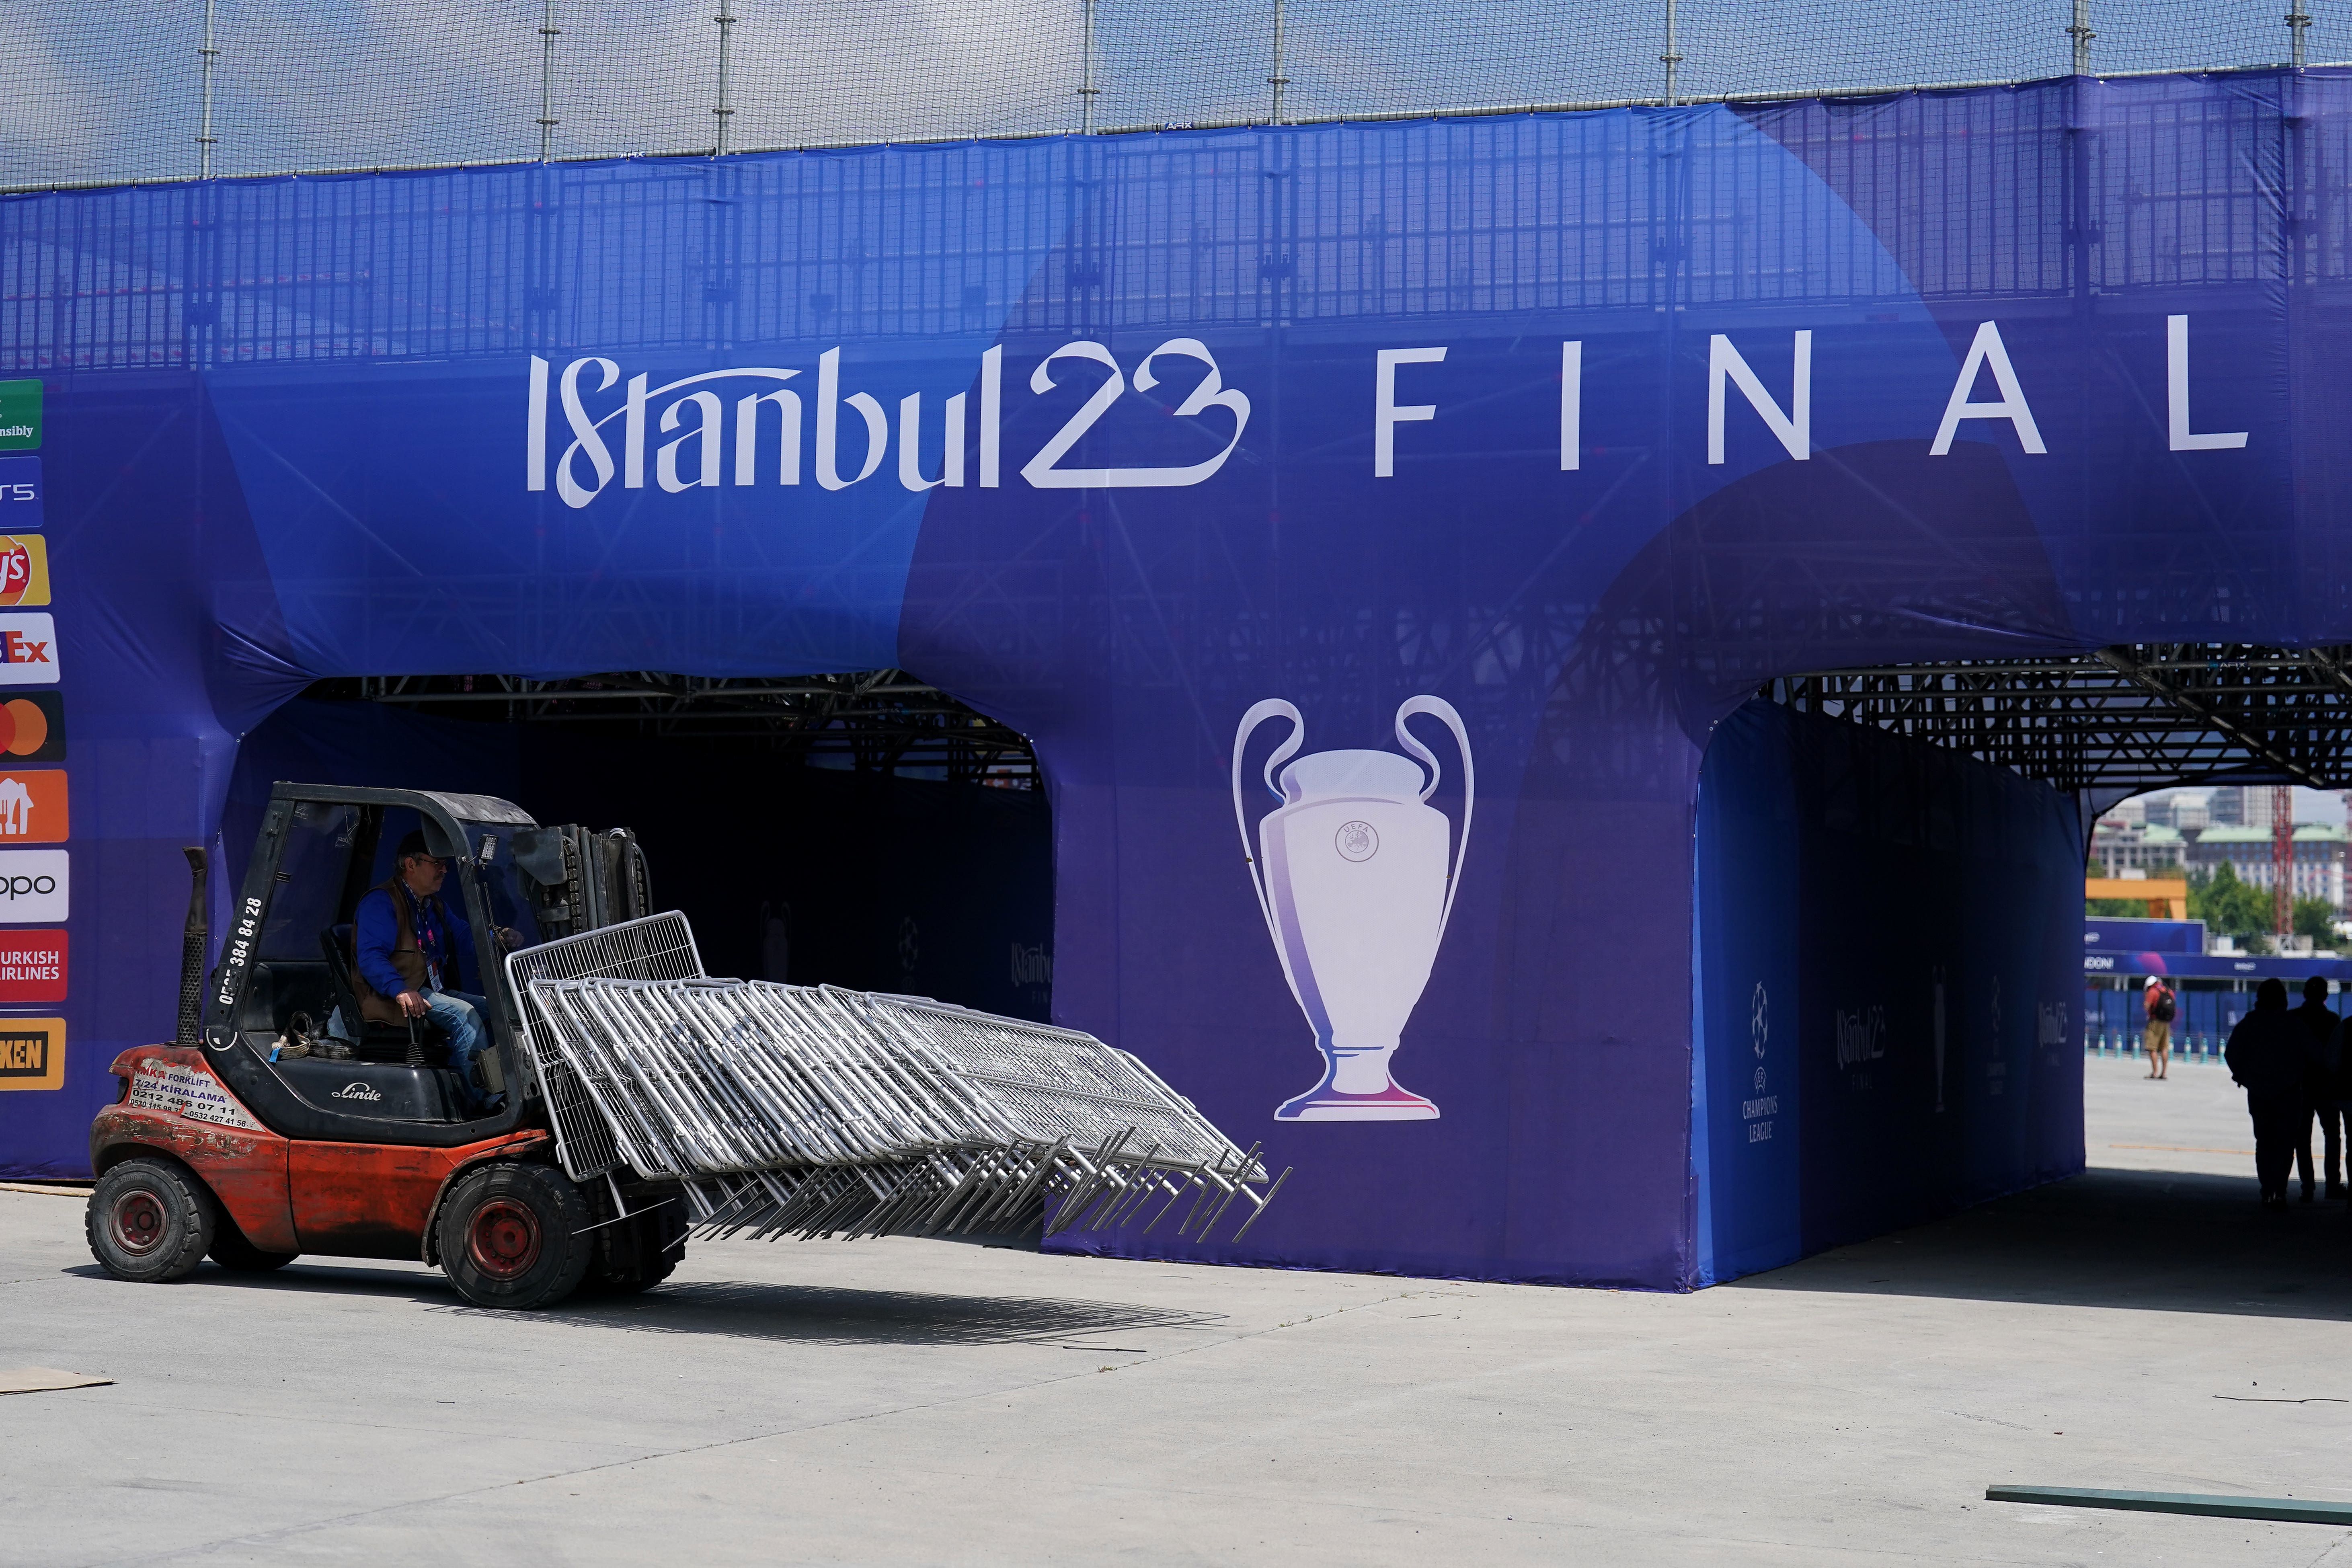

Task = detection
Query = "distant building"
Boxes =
[2142,789,2212,831]
[2091,819,2185,877]
[2185,823,2351,913]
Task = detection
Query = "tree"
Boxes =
[2295,896,2338,946]
[2189,862,2274,951]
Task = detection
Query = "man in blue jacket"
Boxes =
[353,830,508,1114]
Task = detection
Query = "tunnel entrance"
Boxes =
[1691,642,2352,1278]
[230,671,1056,1023]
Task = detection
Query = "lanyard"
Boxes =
[404,885,446,993]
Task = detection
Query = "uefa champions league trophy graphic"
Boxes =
[1232,694,1474,1121]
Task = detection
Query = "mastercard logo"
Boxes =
[0,695,61,761]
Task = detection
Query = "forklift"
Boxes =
[85,784,687,1309]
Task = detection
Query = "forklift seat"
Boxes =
[320,924,450,1066]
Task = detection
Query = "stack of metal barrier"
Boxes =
[506,913,1287,1246]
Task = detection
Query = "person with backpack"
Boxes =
[2143,975,2177,1081]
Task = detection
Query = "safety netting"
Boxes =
[0,0,2335,189]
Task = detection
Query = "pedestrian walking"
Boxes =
[2295,976,2344,1201]
[2143,975,2176,1080]
[2229,978,2306,1211]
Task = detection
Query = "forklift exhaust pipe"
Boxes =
[174,846,207,1047]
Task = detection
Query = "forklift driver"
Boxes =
[352,831,512,1115]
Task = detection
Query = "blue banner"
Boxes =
[3,70,2338,1281]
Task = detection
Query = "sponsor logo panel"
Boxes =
[0,382,41,452]
[0,770,65,842]
[0,1016,62,1090]
[0,928,65,1001]
[0,693,64,761]
[0,850,67,921]
[0,464,40,533]
[0,613,55,684]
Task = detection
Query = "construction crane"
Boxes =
[2275,784,2295,939]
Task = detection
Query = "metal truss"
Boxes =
[313,671,1037,786]
[1771,644,2352,792]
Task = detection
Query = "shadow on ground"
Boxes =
[57,1260,1227,1346]
[1735,1167,2352,1321]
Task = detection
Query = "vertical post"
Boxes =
[2289,0,2311,68]
[1079,0,1099,134]
[712,0,738,156]
[538,0,560,162]
[197,0,219,179]
[2274,784,2295,940]
[2067,0,2093,75]
[175,848,208,1046]
[1268,0,1288,124]
[1660,0,1681,105]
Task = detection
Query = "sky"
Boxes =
[2129,786,2350,827]
[4,0,2328,188]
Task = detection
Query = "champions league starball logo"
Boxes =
[1233,695,1473,1122]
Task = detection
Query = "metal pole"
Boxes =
[712,0,738,156]
[1080,0,1098,134]
[538,0,560,161]
[2068,0,2093,75]
[2274,784,2295,939]
[197,0,218,179]
[1268,0,1288,124]
[2289,1,2312,67]
[1661,0,1681,106]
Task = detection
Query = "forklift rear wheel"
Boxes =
[208,1218,298,1272]
[86,1158,217,1284]
[437,1163,595,1310]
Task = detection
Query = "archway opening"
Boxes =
[226,670,1055,1022]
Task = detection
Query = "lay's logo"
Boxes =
[0,536,49,607]
[0,615,55,684]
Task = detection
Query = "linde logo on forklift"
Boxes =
[524,340,1252,510]
[329,1081,383,1102]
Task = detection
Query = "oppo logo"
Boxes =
[524,341,1250,510]
[0,873,55,898]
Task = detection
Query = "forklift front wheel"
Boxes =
[436,1164,595,1311]
[86,1158,217,1284]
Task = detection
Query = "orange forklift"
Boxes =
[85,784,685,1309]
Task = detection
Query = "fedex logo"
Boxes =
[0,615,55,684]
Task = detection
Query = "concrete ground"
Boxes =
[7,1055,2352,1565]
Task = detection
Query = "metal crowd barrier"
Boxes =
[505,912,1288,1246]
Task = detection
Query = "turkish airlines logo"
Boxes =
[0,614,55,684]
[0,927,65,1001]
